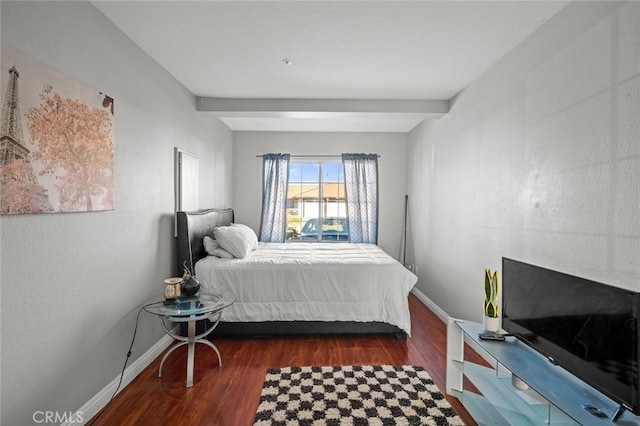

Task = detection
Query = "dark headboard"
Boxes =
[176,208,234,274]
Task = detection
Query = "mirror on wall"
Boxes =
[174,147,199,236]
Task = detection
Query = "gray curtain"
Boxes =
[259,153,290,242]
[342,153,378,244]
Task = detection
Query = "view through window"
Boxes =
[286,161,348,241]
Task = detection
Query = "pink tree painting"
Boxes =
[0,45,114,215]
[27,85,113,212]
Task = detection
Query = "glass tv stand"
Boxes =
[446,319,640,425]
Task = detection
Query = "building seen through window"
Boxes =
[286,161,348,241]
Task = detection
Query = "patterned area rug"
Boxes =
[253,365,465,425]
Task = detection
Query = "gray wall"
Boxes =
[232,132,409,259]
[0,2,233,424]
[407,1,640,321]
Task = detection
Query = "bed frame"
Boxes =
[176,208,406,338]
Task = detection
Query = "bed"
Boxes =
[176,208,417,337]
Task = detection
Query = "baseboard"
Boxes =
[411,287,449,322]
[63,334,174,426]
[410,287,495,367]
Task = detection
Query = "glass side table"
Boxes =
[144,293,235,387]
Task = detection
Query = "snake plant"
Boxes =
[483,269,499,318]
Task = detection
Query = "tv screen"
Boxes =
[502,258,639,415]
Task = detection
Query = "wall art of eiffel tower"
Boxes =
[1,66,53,214]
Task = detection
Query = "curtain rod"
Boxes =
[256,154,381,158]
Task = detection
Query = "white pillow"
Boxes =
[203,235,219,254]
[231,223,259,249]
[214,226,256,258]
[203,236,235,258]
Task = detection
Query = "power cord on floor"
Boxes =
[86,300,162,426]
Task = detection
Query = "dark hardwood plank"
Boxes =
[88,294,485,425]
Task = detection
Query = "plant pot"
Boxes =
[483,315,500,333]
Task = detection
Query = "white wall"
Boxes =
[0,2,233,424]
[407,1,640,321]
[233,132,409,258]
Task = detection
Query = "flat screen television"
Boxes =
[502,257,639,418]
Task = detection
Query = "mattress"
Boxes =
[195,242,418,335]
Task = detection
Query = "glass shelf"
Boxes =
[144,293,236,319]
[451,389,512,426]
[452,360,577,425]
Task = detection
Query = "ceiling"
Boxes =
[93,1,569,132]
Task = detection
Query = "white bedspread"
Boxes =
[195,242,418,335]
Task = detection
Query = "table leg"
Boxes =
[157,312,224,387]
[186,319,195,387]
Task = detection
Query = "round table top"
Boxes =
[144,293,235,318]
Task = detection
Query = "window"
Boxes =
[286,160,348,241]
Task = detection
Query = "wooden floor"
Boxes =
[89,294,485,425]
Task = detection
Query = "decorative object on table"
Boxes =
[1,45,114,215]
[180,261,201,297]
[483,268,500,333]
[253,365,464,426]
[163,277,182,303]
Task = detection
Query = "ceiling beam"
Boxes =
[196,97,449,119]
